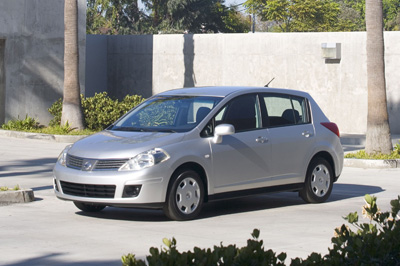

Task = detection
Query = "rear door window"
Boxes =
[261,94,310,127]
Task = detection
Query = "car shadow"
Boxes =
[2,252,118,266]
[76,208,169,222]
[75,183,384,222]
[329,183,384,201]
[198,192,303,219]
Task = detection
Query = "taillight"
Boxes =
[321,122,340,137]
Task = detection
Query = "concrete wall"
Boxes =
[85,35,107,97]
[86,32,400,134]
[0,0,86,125]
[86,35,154,98]
[0,39,4,123]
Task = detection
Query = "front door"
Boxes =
[208,94,272,193]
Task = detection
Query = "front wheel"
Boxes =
[164,169,204,221]
[300,158,333,203]
[73,202,106,212]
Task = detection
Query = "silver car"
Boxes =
[53,86,344,220]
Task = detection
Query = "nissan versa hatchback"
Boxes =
[53,86,344,220]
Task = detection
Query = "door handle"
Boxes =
[302,131,313,138]
[256,136,268,143]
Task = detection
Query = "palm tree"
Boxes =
[365,0,392,154]
[61,0,84,130]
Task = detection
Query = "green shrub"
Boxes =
[1,116,40,131]
[324,194,400,265]
[122,229,286,266]
[0,185,21,191]
[48,98,63,127]
[81,92,119,131]
[122,195,400,266]
[34,124,95,135]
[395,141,400,154]
[48,92,145,131]
[344,148,400,160]
[0,114,93,135]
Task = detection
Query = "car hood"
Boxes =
[68,130,185,159]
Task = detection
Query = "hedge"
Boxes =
[122,195,400,266]
[48,92,145,131]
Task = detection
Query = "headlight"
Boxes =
[119,148,170,171]
[57,144,72,167]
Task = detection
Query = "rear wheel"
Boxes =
[73,202,106,212]
[164,169,204,221]
[300,158,333,203]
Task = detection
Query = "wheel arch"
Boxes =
[167,162,209,203]
[309,151,338,182]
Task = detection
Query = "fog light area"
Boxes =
[122,185,142,198]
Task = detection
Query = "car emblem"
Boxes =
[82,160,95,171]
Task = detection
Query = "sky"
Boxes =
[138,0,247,12]
[225,0,246,7]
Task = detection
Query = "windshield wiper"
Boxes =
[112,127,177,133]
[112,127,145,132]
[157,129,177,133]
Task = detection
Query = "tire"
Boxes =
[300,158,333,203]
[73,201,106,212]
[164,169,204,221]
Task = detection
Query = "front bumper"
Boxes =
[53,162,169,207]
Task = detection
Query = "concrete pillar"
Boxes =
[0,39,5,124]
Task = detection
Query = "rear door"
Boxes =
[260,93,315,183]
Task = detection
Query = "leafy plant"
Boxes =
[48,92,145,131]
[325,194,400,265]
[0,185,21,191]
[1,116,40,131]
[345,147,400,160]
[31,123,94,135]
[122,229,286,266]
[48,98,63,127]
[0,113,95,135]
[394,141,400,154]
[122,195,400,265]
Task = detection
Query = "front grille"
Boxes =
[66,155,83,170]
[66,154,128,171]
[95,159,127,170]
[60,181,116,198]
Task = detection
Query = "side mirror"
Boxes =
[213,124,235,144]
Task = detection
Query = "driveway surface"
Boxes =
[1,135,399,265]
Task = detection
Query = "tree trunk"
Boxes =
[61,0,84,130]
[365,0,392,154]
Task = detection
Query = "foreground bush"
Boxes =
[49,92,145,131]
[122,195,400,266]
[324,194,400,265]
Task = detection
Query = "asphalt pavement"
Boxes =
[0,135,400,265]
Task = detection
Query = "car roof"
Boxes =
[157,86,310,98]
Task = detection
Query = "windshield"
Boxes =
[110,96,222,133]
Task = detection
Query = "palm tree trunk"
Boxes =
[61,0,84,130]
[365,0,392,154]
